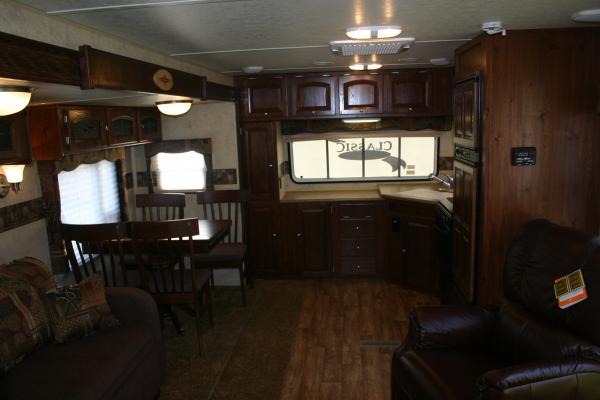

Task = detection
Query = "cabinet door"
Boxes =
[63,107,107,151]
[242,122,278,201]
[454,79,479,148]
[453,161,476,229]
[241,77,287,120]
[0,111,31,164]
[385,70,432,114]
[246,202,279,278]
[431,68,454,115]
[452,222,475,302]
[402,218,436,291]
[338,74,384,115]
[138,108,162,142]
[107,108,137,145]
[289,75,336,117]
[295,203,331,277]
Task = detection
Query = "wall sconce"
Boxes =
[0,164,25,197]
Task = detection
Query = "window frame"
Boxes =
[288,136,440,184]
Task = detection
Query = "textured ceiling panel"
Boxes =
[16,0,600,74]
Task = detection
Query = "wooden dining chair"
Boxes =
[196,190,250,306]
[129,218,213,354]
[62,222,138,287]
[135,193,185,221]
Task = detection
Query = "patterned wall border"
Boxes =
[0,197,46,234]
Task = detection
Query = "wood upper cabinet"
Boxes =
[289,74,336,117]
[0,111,31,164]
[338,73,384,115]
[107,108,137,145]
[454,78,480,148]
[63,107,107,151]
[241,122,278,201]
[431,68,454,115]
[137,108,162,143]
[246,202,280,278]
[240,76,287,120]
[385,70,432,114]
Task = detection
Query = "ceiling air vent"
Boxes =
[329,38,414,56]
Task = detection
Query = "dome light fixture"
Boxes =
[346,25,402,40]
[349,62,382,71]
[156,100,193,116]
[571,9,600,22]
[0,86,32,116]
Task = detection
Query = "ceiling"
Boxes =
[15,0,600,75]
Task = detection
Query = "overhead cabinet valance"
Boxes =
[79,45,208,99]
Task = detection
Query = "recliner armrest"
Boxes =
[407,305,496,350]
[477,358,600,400]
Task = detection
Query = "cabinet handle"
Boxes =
[355,226,360,230]
[356,245,360,249]
[408,107,414,111]
[272,233,277,237]
[65,136,70,145]
[402,249,406,253]
[311,111,316,114]
[356,265,361,269]
[264,112,269,116]
[296,233,302,237]
[105,124,109,131]
[267,163,273,168]
[342,215,350,219]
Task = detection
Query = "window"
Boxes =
[289,134,438,182]
[151,151,207,191]
[58,160,121,224]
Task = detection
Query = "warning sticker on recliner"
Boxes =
[554,269,587,309]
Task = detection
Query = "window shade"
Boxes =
[151,151,207,191]
[58,160,120,224]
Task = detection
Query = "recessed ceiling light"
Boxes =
[572,9,600,22]
[342,118,381,124]
[156,100,193,116]
[430,58,450,66]
[242,65,263,74]
[313,61,335,66]
[346,25,402,40]
[349,62,382,71]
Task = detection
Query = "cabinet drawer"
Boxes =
[339,220,375,238]
[340,239,376,257]
[340,257,376,275]
[338,204,376,220]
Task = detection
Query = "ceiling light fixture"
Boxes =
[571,9,600,22]
[0,164,25,196]
[156,100,193,116]
[342,118,381,124]
[330,38,414,56]
[346,25,402,40]
[430,58,450,66]
[0,87,32,116]
[242,65,263,74]
[349,62,382,71]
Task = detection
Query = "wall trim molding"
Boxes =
[0,197,46,234]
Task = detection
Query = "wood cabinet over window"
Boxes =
[29,105,162,160]
[0,111,31,164]
[338,73,384,115]
[289,74,336,117]
[385,70,432,114]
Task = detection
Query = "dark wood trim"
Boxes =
[205,81,239,102]
[0,32,80,86]
[79,45,208,99]
[0,197,46,234]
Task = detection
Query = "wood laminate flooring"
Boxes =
[160,279,437,400]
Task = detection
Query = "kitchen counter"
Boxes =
[281,182,453,205]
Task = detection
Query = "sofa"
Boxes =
[392,219,600,400]
[0,261,165,400]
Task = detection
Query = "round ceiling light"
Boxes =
[430,58,450,66]
[571,9,600,22]
[156,100,193,116]
[346,25,402,40]
[349,62,382,71]
[242,65,264,74]
[0,86,32,116]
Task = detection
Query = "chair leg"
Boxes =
[205,283,214,328]
[194,298,204,355]
[238,264,247,307]
[245,261,254,288]
[169,305,185,336]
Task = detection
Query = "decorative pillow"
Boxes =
[0,275,52,375]
[0,257,56,296]
[46,273,120,344]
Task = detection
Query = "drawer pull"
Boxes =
[355,226,360,230]
[356,245,360,249]
[356,265,361,269]
[402,249,406,253]
[343,215,351,219]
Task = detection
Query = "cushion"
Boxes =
[46,273,120,343]
[0,257,56,295]
[0,275,52,375]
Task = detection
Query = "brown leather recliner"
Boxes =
[392,219,600,400]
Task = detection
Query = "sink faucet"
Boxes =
[428,173,454,190]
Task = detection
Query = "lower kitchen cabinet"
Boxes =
[246,202,280,278]
[388,200,437,292]
[282,202,331,277]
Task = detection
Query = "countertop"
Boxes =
[281,182,453,205]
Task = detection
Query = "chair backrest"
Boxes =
[197,190,248,243]
[502,219,600,346]
[129,218,201,296]
[135,193,185,221]
[62,222,130,287]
